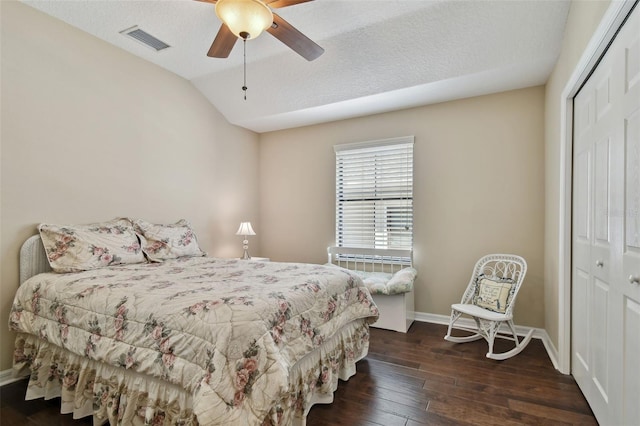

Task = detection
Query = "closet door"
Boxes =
[618,7,640,423]
[572,5,640,425]
[572,55,614,425]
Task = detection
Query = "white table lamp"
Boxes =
[236,222,256,259]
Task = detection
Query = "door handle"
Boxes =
[595,260,604,268]
[630,275,640,285]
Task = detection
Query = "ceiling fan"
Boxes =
[196,0,324,61]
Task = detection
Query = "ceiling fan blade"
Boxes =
[207,24,237,58]
[267,13,324,61]
[265,0,313,8]
[194,0,217,3]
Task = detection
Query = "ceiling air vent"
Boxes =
[120,26,170,51]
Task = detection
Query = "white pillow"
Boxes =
[386,267,417,295]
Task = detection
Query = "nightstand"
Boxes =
[243,257,270,262]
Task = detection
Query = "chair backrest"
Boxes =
[460,254,527,316]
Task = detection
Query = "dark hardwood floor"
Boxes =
[308,322,596,425]
[0,322,596,425]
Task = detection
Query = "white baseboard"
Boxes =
[0,368,27,387]
[414,311,562,372]
[539,330,560,371]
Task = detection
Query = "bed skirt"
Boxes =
[12,319,370,425]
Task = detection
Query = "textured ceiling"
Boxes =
[22,0,571,133]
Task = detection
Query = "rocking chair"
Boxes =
[444,254,533,360]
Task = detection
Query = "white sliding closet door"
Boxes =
[572,4,640,425]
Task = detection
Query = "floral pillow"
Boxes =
[133,219,205,262]
[39,218,145,273]
[473,274,515,313]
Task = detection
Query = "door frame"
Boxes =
[558,0,637,374]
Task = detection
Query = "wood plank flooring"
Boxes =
[308,322,596,425]
[0,322,596,425]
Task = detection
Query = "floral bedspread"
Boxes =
[9,257,378,425]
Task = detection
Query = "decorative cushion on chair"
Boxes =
[473,274,515,313]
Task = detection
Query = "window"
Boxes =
[334,136,414,254]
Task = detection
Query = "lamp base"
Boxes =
[241,239,251,260]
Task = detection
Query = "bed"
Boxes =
[8,219,379,425]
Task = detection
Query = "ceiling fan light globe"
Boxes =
[215,0,273,40]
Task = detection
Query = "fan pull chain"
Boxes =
[242,37,248,100]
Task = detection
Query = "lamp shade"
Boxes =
[236,222,256,236]
[216,0,273,40]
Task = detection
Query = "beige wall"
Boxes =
[259,87,545,328]
[0,1,260,370]
[0,0,611,374]
[543,0,610,351]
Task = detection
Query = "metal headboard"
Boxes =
[20,235,51,285]
[327,246,412,275]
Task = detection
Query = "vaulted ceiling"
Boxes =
[22,0,571,133]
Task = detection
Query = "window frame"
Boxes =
[334,136,414,256]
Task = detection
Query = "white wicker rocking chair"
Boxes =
[444,254,533,360]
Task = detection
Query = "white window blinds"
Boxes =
[335,136,414,251]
